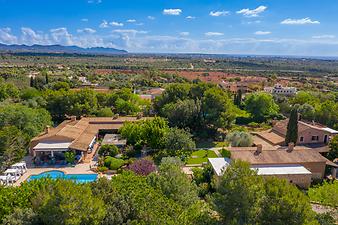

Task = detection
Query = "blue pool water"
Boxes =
[28,170,98,183]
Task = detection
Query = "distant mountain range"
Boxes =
[0,43,127,55]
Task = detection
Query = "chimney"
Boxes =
[287,142,294,152]
[255,144,263,155]
[45,126,50,134]
[70,116,77,122]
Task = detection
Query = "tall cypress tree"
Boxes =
[30,76,35,88]
[45,73,49,84]
[285,108,298,145]
[234,89,242,108]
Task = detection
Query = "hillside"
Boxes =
[0,43,127,55]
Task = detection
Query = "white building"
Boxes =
[264,84,297,95]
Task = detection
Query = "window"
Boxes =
[311,136,319,141]
[300,137,304,142]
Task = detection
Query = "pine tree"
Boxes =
[285,108,298,145]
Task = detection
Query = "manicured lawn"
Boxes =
[186,150,218,165]
[196,140,228,148]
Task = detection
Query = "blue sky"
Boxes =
[0,0,338,56]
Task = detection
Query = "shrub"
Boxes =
[220,148,231,158]
[97,166,108,172]
[104,157,125,170]
[64,151,75,164]
[128,158,156,176]
[248,122,260,128]
[99,145,119,157]
[226,131,253,147]
[124,145,139,158]
[109,158,125,170]
[308,181,338,207]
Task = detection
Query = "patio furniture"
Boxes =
[0,175,9,185]
[11,162,27,175]
[4,168,21,181]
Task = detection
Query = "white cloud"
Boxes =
[110,21,124,27]
[126,19,136,23]
[88,0,101,3]
[113,29,147,35]
[49,27,73,45]
[186,16,196,20]
[163,9,182,16]
[281,17,320,25]
[209,11,230,17]
[312,35,335,39]
[237,6,267,17]
[81,18,89,22]
[0,27,18,44]
[246,20,261,25]
[255,31,271,35]
[180,32,189,36]
[2,27,338,56]
[99,20,109,28]
[77,28,96,34]
[21,27,49,45]
[147,16,155,20]
[205,32,224,36]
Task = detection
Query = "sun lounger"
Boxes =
[4,168,21,181]
[11,162,27,175]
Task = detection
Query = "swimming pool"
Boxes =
[28,170,98,183]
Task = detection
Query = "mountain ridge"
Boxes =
[0,43,127,55]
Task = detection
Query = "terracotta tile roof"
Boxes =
[255,130,285,145]
[272,119,334,136]
[31,116,151,152]
[230,149,327,165]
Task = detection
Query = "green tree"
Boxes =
[64,151,75,164]
[0,104,52,139]
[90,178,135,225]
[212,160,265,225]
[30,77,34,88]
[162,99,201,129]
[259,177,317,225]
[298,103,315,121]
[327,135,338,160]
[163,127,196,151]
[0,126,27,170]
[108,171,209,224]
[96,107,113,117]
[69,89,98,117]
[0,80,19,101]
[99,145,119,157]
[315,212,336,225]
[147,161,199,208]
[234,89,243,108]
[1,208,38,225]
[156,83,244,133]
[285,108,298,145]
[51,81,70,91]
[244,92,280,122]
[119,117,169,149]
[32,180,106,225]
[141,117,169,149]
[308,181,338,207]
